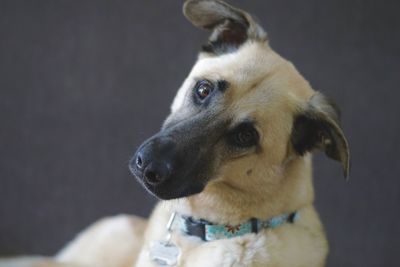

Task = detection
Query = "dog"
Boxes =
[0,1,350,267]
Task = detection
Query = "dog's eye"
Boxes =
[195,80,214,101]
[228,123,259,148]
[234,129,258,147]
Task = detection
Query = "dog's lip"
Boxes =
[138,174,207,200]
[130,166,167,193]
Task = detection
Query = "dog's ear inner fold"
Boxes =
[291,93,350,179]
[183,0,266,54]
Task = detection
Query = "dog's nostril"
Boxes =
[144,169,162,185]
[136,155,143,169]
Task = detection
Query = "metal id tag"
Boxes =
[149,240,180,266]
[149,212,180,266]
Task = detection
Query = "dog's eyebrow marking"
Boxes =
[246,169,253,175]
[217,80,229,92]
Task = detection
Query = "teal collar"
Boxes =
[174,212,299,241]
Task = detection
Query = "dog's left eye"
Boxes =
[228,122,259,148]
[195,80,214,101]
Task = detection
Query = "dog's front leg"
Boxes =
[56,214,147,267]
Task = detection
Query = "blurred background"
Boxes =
[0,0,399,266]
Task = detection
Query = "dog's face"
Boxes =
[130,0,349,200]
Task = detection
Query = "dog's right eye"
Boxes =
[195,80,214,101]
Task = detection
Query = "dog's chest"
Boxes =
[146,232,270,267]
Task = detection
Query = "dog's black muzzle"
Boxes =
[129,134,206,200]
[129,113,225,200]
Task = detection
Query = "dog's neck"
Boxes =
[170,156,314,225]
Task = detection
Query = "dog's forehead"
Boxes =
[192,42,274,84]
[171,42,313,113]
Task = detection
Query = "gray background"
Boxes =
[0,0,399,266]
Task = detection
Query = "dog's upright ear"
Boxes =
[183,0,267,54]
[291,93,350,178]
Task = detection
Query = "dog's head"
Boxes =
[130,0,350,201]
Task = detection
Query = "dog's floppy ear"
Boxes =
[183,0,266,54]
[291,93,350,178]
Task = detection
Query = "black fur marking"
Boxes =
[217,80,229,92]
[201,19,248,55]
[291,114,326,156]
[201,43,240,55]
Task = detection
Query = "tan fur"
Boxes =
[1,1,350,266]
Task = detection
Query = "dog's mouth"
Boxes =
[131,171,207,200]
[143,178,206,200]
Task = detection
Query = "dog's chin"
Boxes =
[140,179,206,200]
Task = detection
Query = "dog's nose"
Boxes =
[143,162,170,185]
[134,146,172,185]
